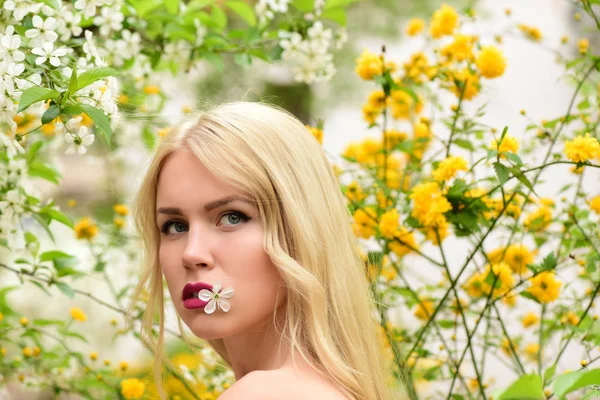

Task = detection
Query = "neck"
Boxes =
[222,306,290,380]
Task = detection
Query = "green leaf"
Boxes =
[25,231,38,245]
[505,152,523,166]
[509,166,537,196]
[46,208,74,229]
[31,213,56,243]
[75,67,119,92]
[64,330,89,343]
[54,282,75,298]
[199,52,224,71]
[126,0,162,17]
[142,126,156,150]
[500,125,509,141]
[582,389,600,400]
[34,319,65,327]
[520,291,540,304]
[76,104,113,146]
[68,66,78,96]
[494,162,510,184]
[30,281,52,296]
[226,1,256,26]
[543,363,557,386]
[323,0,360,9]
[41,251,79,278]
[41,104,60,124]
[541,253,557,271]
[210,4,227,30]
[292,0,314,12]
[28,160,62,184]
[553,368,600,399]
[17,87,60,113]
[438,320,455,329]
[496,374,544,400]
[165,0,179,14]
[321,7,346,25]
[454,138,475,151]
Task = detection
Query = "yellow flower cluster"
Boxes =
[480,262,514,298]
[440,34,475,62]
[406,18,425,36]
[414,299,434,321]
[564,133,600,163]
[490,135,519,155]
[578,38,589,54]
[409,182,452,227]
[389,227,419,257]
[526,271,562,303]
[432,156,468,181]
[476,46,507,79]
[450,68,480,100]
[487,244,536,274]
[121,378,146,399]
[306,125,323,145]
[522,312,539,328]
[74,217,98,240]
[588,195,600,214]
[523,206,552,232]
[389,88,423,120]
[429,4,459,38]
[352,207,378,239]
[355,49,397,80]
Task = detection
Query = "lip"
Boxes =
[182,281,213,310]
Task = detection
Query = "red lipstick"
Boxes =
[182,281,213,309]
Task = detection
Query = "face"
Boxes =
[156,148,286,340]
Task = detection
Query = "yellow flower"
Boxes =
[564,133,600,162]
[33,346,41,357]
[504,244,535,274]
[0,312,3,322]
[440,34,475,62]
[578,38,589,54]
[589,196,600,214]
[464,272,484,298]
[70,307,87,322]
[406,18,425,36]
[379,209,400,239]
[524,343,540,361]
[352,207,378,239]
[490,135,519,155]
[422,218,449,245]
[413,121,433,159]
[67,199,77,208]
[143,85,160,95]
[429,4,459,38]
[432,156,468,181]
[409,182,452,227]
[20,317,28,327]
[526,271,562,303]
[480,262,514,298]
[344,181,367,203]
[355,49,396,80]
[1,347,6,357]
[518,24,543,41]
[560,311,579,326]
[581,359,588,367]
[74,217,98,240]
[362,102,381,125]
[22,347,32,358]
[502,293,518,307]
[523,206,552,232]
[90,352,98,360]
[476,46,507,79]
[522,312,539,328]
[414,300,434,321]
[114,217,125,228]
[104,359,111,366]
[389,89,423,120]
[113,204,129,216]
[118,94,129,104]
[389,226,419,257]
[306,125,323,145]
[121,378,146,399]
[120,361,129,371]
[451,68,480,100]
[384,129,408,151]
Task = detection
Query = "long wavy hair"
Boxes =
[128,101,400,400]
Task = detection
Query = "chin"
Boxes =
[182,311,238,340]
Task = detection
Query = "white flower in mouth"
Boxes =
[198,283,234,315]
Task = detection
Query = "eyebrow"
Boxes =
[156,195,255,216]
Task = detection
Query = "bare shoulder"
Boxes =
[219,371,279,400]
[220,369,353,400]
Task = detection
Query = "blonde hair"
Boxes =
[128,101,399,400]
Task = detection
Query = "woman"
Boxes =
[128,101,400,399]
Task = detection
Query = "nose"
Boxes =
[181,223,214,270]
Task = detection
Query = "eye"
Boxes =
[159,211,251,236]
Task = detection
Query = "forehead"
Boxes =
[156,149,240,204]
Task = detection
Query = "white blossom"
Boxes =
[64,126,95,155]
[4,0,42,21]
[0,26,26,64]
[59,11,83,41]
[31,42,69,67]
[93,6,124,37]
[82,30,99,61]
[334,28,348,50]
[25,15,59,48]
[198,283,234,314]
[0,61,25,95]
[74,0,107,19]
[118,30,141,60]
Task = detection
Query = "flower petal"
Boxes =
[198,289,213,302]
[204,299,216,314]
[212,282,222,294]
[219,287,234,299]
[218,299,230,312]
